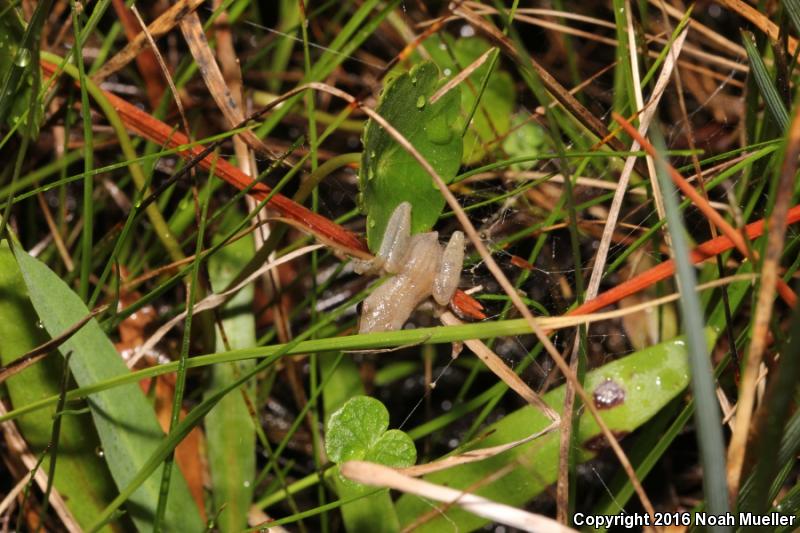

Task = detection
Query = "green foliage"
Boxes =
[423,35,516,164]
[326,396,415,533]
[0,243,117,531]
[204,216,257,533]
[501,114,550,171]
[396,332,702,532]
[13,245,204,532]
[360,62,462,249]
[326,395,416,467]
[0,0,44,138]
[741,30,788,132]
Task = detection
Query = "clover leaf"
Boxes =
[326,396,416,468]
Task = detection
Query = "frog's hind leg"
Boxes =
[433,231,465,305]
[359,275,417,333]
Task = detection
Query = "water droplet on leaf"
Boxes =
[14,49,31,68]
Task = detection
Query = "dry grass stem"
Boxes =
[340,461,578,533]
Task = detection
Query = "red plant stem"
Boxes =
[613,112,797,308]
[42,60,368,256]
[570,204,800,318]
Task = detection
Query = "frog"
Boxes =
[355,201,465,334]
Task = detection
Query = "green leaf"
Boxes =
[204,215,256,533]
[326,395,415,533]
[424,36,516,165]
[360,62,462,249]
[326,395,415,467]
[501,114,550,171]
[13,245,204,532]
[396,332,704,532]
[0,243,118,531]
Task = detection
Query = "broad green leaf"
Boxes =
[424,35,516,165]
[396,332,703,532]
[326,395,416,533]
[14,245,204,532]
[360,62,462,249]
[326,395,415,467]
[205,215,256,533]
[0,243,118,531]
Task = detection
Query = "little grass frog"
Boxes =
[356,202,464,333]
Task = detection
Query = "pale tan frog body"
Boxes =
[357,202,464,334]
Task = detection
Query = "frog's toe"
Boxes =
[433,231,465,305]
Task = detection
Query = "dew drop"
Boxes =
[95,446,105,458]
[36,320,44,329]
[14,49,31,68]
[416,95,426,109]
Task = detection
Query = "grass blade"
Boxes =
[205,215,257,532]
[650,126,730,528]
[742,30,789,132]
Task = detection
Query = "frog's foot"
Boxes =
[433,231,465,306]
[352,257,382,275]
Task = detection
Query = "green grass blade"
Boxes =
[783,0,800,42]
[651,127,730,528]
[592,261,753,523]
[205,214,257,532]
[742,30,789,132]
[69,0,95,301]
